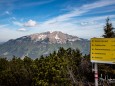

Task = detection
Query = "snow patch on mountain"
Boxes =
[68,38,81,41]
[26,31,82,43]
[22,36,27,39]
[38,35,47,40]
[55,34,60,40]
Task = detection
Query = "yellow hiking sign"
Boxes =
[90,38,115,64]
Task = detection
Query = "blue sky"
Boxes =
[0,0,115,42]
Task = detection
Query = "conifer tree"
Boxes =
[102,17,115,38]
[100,18,115,84]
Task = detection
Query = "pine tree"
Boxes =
[100,17,115,84]
[102,17,115,38]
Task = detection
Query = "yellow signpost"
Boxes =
[90,38,115,86]
[91,38,115,64]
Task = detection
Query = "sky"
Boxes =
[0,0,115,42]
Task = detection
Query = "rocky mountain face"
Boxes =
[25,31,81,43]
[0,31,90,59]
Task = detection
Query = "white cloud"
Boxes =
[12,21,23,26]
[35,14,115,39]
[78,15,115,26]
[36,0,115,39]
[23,0,54,7]
[5,11,10,15]
[44,0,115,24]
[81,0,115,10]
[12,17,16,20]
[83,15,115,22]
[0,11,11,16]
[80,22,88,26]
[24,20,37,27]
[13,20,37,27]
[18,28,27,31]
[0,24,9,28]
[1,0,115,42]
[0,28,30,42]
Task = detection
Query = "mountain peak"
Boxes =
[27,31,80,44]
[0,31,89,59]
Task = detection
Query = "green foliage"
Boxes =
[103,17,115,38]
[0,48,94,86]
[100,17,115,80]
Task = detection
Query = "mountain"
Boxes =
[0,31,90,59]
[0,42,4,44]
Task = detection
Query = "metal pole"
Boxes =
[94,63,98,86]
